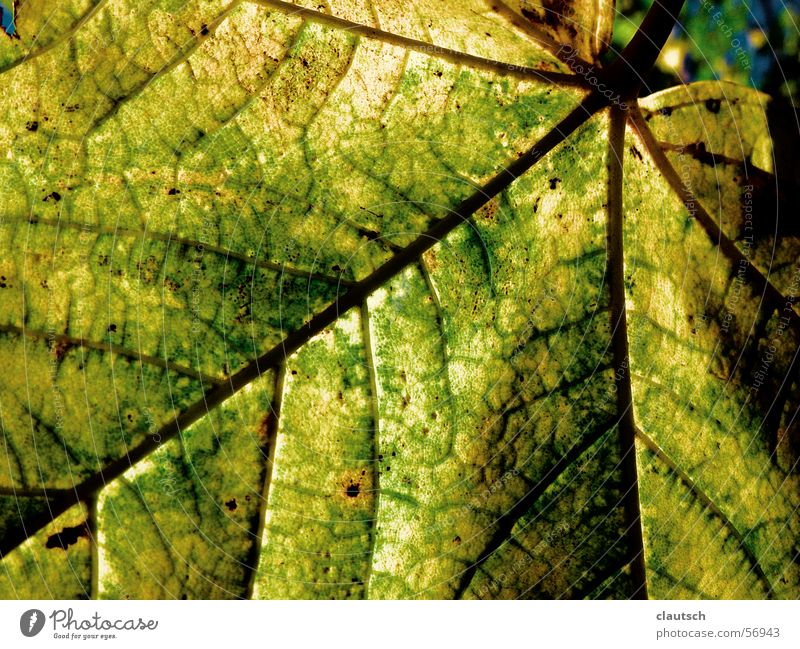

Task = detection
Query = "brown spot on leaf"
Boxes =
[52,341,70,361]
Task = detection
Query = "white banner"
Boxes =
[1,600,798,648]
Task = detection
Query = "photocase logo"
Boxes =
[20,609,45,637]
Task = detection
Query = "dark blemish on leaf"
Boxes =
[453,536,461,545]
[345,482,360,498]
[257,414,272,443]
[658,106,673,117]
[225,498,237,511]
[705,98,721,114]
[683,141,716,166]
[43,191,61,202]
[107,323,117,333]
[167,188,180,195]
[53,341,69,361]
[164,277,181,292]
[25,120,38,132]
[548,177,561,190]
[200,24,209,36]
[629,146,643,162]
[45,523,88,550]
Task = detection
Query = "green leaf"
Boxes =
[0,0,797,600]
[504,0,615,61]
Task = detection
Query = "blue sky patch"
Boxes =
[0,1,15,37]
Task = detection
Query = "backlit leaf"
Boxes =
[0,0,797,600]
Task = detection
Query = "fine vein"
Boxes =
[0,93,606,559]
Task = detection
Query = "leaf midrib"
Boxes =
[8,0,797,601]
[0,93,606,559]
[254,0,582,85]
[606,104,648,599]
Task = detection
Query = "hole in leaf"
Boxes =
[45,523,89,550]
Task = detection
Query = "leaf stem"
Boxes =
[0,94,605,560]
[360,301,382,599]
[253,0,580,85]
[604,0,687,99]
[242,363,286,599]
[86,494,99,600]
[607,104,648,599]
